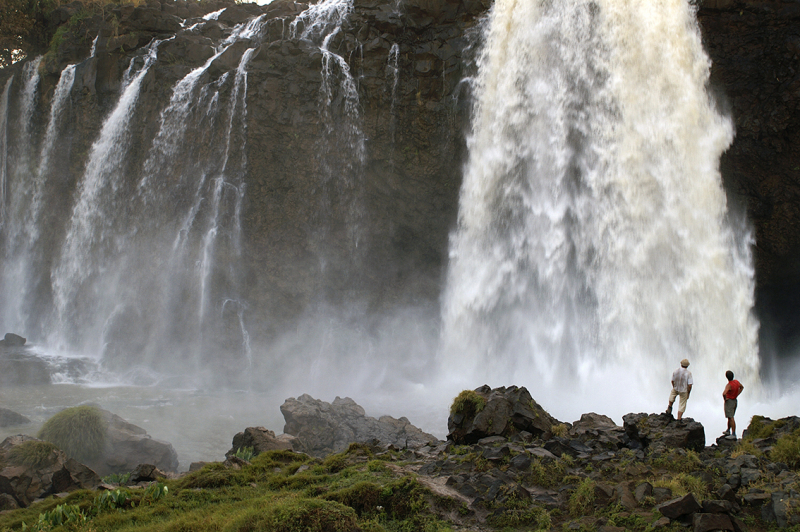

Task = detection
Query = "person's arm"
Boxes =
[723,382,731,399]
[687,384,692,395]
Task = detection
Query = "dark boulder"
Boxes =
[447,385,560,444]
[0,333,26,347]
[657,492,702,520]
[623,412,705,452]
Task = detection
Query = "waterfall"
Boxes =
[51,41,163,349]
[291,0,367,270]
[0,77,12,228]
[441,0,759,404]
[387,43,400,145]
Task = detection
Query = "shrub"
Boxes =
[770,429,800,469]
[568,477,595,517]
[38,406,106,463]
[7,441,60,469]
[551,423,568,437]
[449,390,486,417]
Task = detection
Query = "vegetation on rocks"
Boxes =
[37,406,106,463]
[449,390,486,418]
[6,441,60,469]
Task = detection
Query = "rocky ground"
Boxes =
[1,385,798,531]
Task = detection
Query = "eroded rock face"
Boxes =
[447,385,560,444]
[0,435,100,508]
[622,412,706,453]
[280,394,437,456]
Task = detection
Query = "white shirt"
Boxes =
[672,367,693,392]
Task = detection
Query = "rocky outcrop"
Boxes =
[447,385,561,444]
[0,435,100,508]
[87,408,179,476]
[623,412,706,453]
[0,349,50,386]
[0,408,30,428]
[280,395,437,457]
[225,426,293,459]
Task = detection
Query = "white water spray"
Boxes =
[0,77,12,228]
[441,0,759,423]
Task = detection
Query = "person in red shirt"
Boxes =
[722,370,744,439]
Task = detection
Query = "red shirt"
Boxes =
[725,380,743,400]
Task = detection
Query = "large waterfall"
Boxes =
[442,0,760,411]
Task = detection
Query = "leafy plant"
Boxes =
[38,405,106,463]
[22,504,87,531]
[101,472,131,485]
[234,446,255,462]
[94,489,134,512]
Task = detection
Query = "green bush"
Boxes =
[234,446,255,462]
[449,390,486,417]
[568,478,595,517]
[37,406,107,463]
[7,441,60,469]
[770,430,800,469]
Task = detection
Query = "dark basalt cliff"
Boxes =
[0,0,798,370]
[698,1,800,365]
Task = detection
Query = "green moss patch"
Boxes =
[37,405,107,463]
[6,440,60,469]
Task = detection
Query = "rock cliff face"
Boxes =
[697,1,800,365]
[0,0,798,374]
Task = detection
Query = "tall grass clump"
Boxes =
[770,430,800,469]
[450,390,486,417]
[38,406,106,463]
[7,441,60,469]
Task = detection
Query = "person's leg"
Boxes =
[677,391,688,420]
[667,389,678,414]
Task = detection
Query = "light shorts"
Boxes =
[669,388,689,413]
[724,398,738,419]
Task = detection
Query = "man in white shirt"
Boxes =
[666,358,693,420]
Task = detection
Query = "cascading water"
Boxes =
[0,77,12,228]
[441,0,759,415]
[291,0,367,264]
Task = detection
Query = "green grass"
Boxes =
[0,448,460,532]
[6,441,60,469]
[449,390,486,417]
[37,406,107,463]
[770,429,800,469]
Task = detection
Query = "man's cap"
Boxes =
[681,359,690,368]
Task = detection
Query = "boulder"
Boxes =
[447,385,560,444]
[129,463,166,482]
[90,409,179,476]
[0,435,100,508]
[0,333,26,347]
[622,413,705,452]
[225,426,292,459]
[657,493,702,519]
[0,408,30,427]
[280,394,437,457]
[693,513,734,532]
